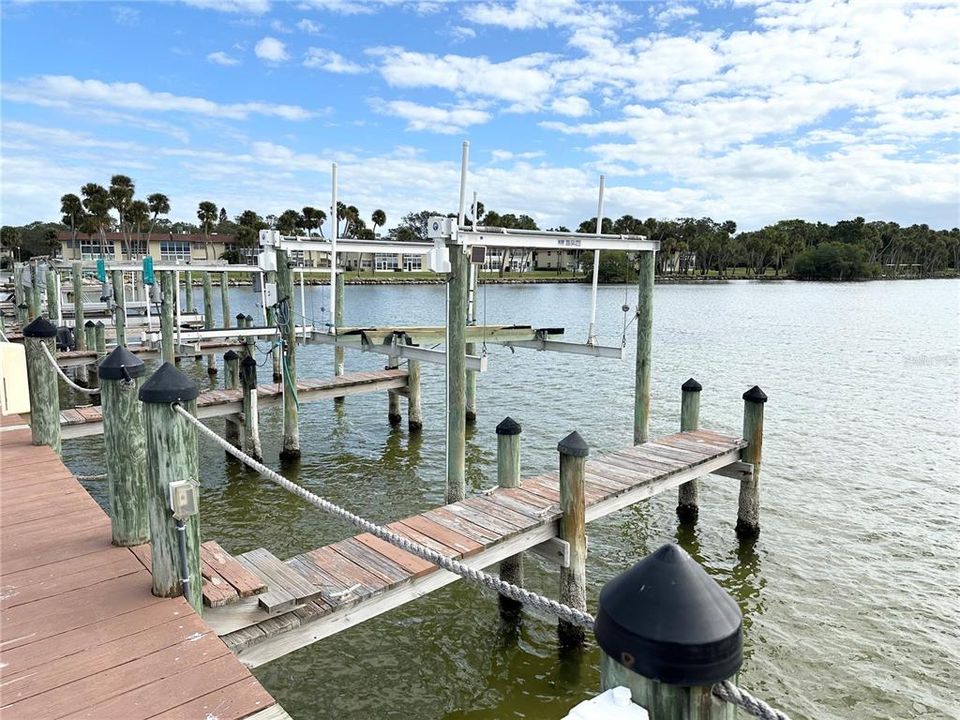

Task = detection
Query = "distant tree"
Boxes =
[197,201,219,260]
[276,209,301,235]
[81,183,112,257]
[60,193,83,245]
[302,206,326,237]
[127,200,149,242]
[219,207,228,225]
[388,210,443,242]
[371,209,386,237]
[146,193,170,244]
[793,242,879,280]
[235,210,267,248]
[109,174,135,259]
[1,226,22,261]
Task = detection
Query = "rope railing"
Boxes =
[40,341,100,395]
[174,403,792,720]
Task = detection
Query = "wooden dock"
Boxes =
[60,369,409,439]
[0,413,291,720]
[198,428,748,669]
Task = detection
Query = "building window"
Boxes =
[374,253,398,271]
[79,238,112,259]
[130,240,148,258]
[160,240,191,262]
[403,255,422,272]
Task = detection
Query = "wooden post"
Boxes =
[159,270,175,364]
[202,272,216,374]
[497,417,523,615]
[558,430,588,647]
[266,270,282,382]
[46,268,60,324]
[139,363,203,612]
[26,263,40,322]
[111,269,126,347]
[677,378,702,523]
[13,263,26,322]
[407,358,422,432]
[736,386,767,539]
[71,262,85,349]
[223,349,241,450]
[240,354,263,461]
[633,250,655,445]
[220,271,231,328]
[184,270,194,313]
[276,249,300,460]
[84,321,97,387]
[95,321,106,355]
[99,346,148,546]
[595,543,742,719]
[446,244,468,503]
[22,317,61,455]
[387,359,402,426]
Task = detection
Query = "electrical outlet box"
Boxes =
[264,281,278,306]
[169,480,199,520]
[0,341,30,415]
[258,250,278,273]
[427,240,451,273]
[427,216,454,240]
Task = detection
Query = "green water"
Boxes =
[66,279,960,719]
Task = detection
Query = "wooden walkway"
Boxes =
[60,369,409,439]
[202,428,749,669]
[0,413,291,720]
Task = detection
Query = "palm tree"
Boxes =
[197,201,219,260]
[146,193,170,245]
[60,193,83,256]
[277,209,301,235]
[81,183,112,259]
[371,209,386,237]
[109,175,135,260]
[127,200,149,253]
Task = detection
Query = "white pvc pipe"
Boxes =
[174,270,182,346]
[330,162,338,334]
[299,269,307,344]
[457,142,469,227]
[587,175,605,345]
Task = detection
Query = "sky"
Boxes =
[0,0,958,232]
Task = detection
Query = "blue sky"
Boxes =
[1,0,958,231]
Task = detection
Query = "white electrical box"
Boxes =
[169,480,199,520]
[0,342,30,415]
[258,250,278,272]
[427,239,451,274]
[427,216,454,240]
[264,281,278,306]
[562,687,649,720]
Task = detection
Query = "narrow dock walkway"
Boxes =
[0,413,290,720]
[202,428,747,668]
[60,369,409,439]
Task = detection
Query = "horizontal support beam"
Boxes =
[264,234,435,256]
[338,325,564,346]
[529,537,571,568]
[141,325,314,344]
[309,332,488,372]
[710,460,754,480]
[457,228,659,253]
[501,339,623,359]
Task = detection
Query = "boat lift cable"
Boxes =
[176,404,792,720]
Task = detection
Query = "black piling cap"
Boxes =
[496,417,522,436]
[23,316,57,338]
[558,430,589,458]
[241,355,257,368]
[594,543,743,686]
[742,385,768,404]
[682,378,702,393]
[84,320,96,328]
[235,313,246,322]
[244,314,254,323]
[98,346,146,380]
[95,321,105,328]
[223,349,240,361]
[138,362,200,404]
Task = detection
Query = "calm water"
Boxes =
[66,279,960,720]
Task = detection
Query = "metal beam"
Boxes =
[502,338,624,359]
[458,227,660,253]
[263,234,435,257]
[309,331,488,372]
[336,325,564,346]
[140,325,315,344]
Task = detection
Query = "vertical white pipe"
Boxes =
[55,270,63,326]
[174,269,182,347]
[587,175,605,345]
[330,162,338,335]
[299,269,306,343]
[457,141,469,227]
[259,270,268,326]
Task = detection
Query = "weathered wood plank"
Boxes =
[239,548,321,601]
[201,540,267,597]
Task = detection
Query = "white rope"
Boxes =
[40,341,100,395]
[173,402,595,628]
[175,403,793,720]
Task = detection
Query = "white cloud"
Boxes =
[254,36,289,62]
[462,0,630,32]
[550,95,590,117]
[450,25,476,42]
[297,18,322,34]
[303,48,366,74]
[298,0,379,14]
[207,51,240,66]
[491,149,544,162]
[2,75,314,121]
[112,6,140,25]
[270,19,292,33]
[372,99,491,134]
[181,0,270,13]
[650,2,698,27]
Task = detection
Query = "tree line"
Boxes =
[2,173,957,280]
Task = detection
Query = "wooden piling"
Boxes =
[387,359,402,427]
[240,354,263,461]
[407,358,422,433]
[111,269,126,346]
[139,363,203,612]
[95,321,106,355]
[46,267,59,324]
[159,270,175,364]
[71,262,85,350]
[223,350,241,451]
[677,378,702,523]
[633,250,655,445]
[26,263,40,322]
[202,272,216,374]
[22,317,61,455]
[13,262,26,320]
[557,430,588,647]
[276,249,300,461]
[84,321,97,387]
[446,244,468,503]
[220,272,231,329]
[497,417,523,615]
[99,346,149,546]
[736,386,767,539]
[184,270,194,313]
